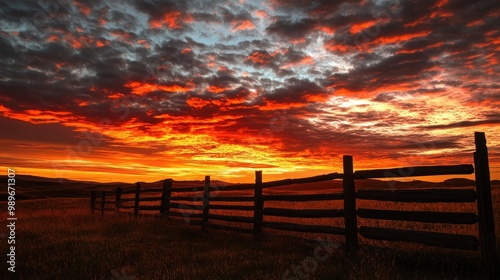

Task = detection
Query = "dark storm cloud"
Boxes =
[270,0,359,16]
[0,0,499,169]
[154,39,206,71]
[325,51,439,94]
[131,0,185,19]
[0,1,39,21]
[317,0,496,96]
[266,17,317,42]
[205,73,240,89]
[243,47,314,77]
[219,7,253,24]
[372,92,396,102]
[271,115,464,159]
[190,12,220,24]
[0,0,218,126]
[108,10,141,30]
[264,78,326,103]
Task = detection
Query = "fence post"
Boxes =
[134,182,141,216]
[90,191,97,214]
[474,132,498,277]
[343,155,358,254]
[101,191,106,215]
[115,187,122,212]
[254,170,263,235]
[202,176,210,230]
[160,179,172,216]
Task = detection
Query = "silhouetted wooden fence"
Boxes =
[91,132,498,277]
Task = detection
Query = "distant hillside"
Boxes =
[0,175,220,200]
[0,175,134,200]
[0,174,497,201]
[443,178,476,187]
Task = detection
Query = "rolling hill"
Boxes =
[2,174,498,201]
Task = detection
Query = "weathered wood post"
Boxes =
[90,191,97,214]
[134,182,141,216]
[101,191,106,215]
[202,176,210,230]
[254,170,263,235]
[343,155,358,254]
[160,179,173,216]
[115,187,122,212]
[474,132,498,277]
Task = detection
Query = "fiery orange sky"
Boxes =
[0,0,499,183]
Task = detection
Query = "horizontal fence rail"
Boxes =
[359,226,478,251]
[357,208,478,224]
[263,208,345,218]
[353,164,474,179]
[209,196,254,202]
[261,172,343,189]
[209,204,253,211]
[210,184,255,191]
[260,221,345,235]
[262,193,343,202]
[89,132,497,278]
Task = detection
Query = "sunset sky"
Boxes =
[0,0,499,183]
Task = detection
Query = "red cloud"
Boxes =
[259,100,305,111]
[232,20,255,32]
[246,51,272,66]
[373,31,432,45]
[207,85,232,93]
[74,1,91,16]
[65,34,95,49]
[110,30,134,44]
[255,10,269,18]
[350,20,377,34]
[0,106,76,125]
[125,81,194,95]
[95,39,109,48]
[186,96,247,110]
[47,35,59,42]
[281,56,314,68]
[137,39,150,48]
[318,25,335,35]
[323,40,353,53]
[186,97,215,109]
[149,11,192,29]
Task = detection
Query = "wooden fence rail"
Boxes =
[90,132,498,277]
[356,189,477,202]
[357,208,478,224]
[358,226,478,251]
[353,164,475,179]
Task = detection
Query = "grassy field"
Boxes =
[1,187,499,279]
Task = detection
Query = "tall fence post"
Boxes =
[474,132,498,277]
[202,176,210,230]
[115,187,122,212]
[134,182,141,216]
[254,170,263,235]
[343,155,358,254]
[90,191,97,214]
[101,191,106,215]
[160,179,172,216]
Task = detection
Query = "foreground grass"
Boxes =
[0,199,494,279]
